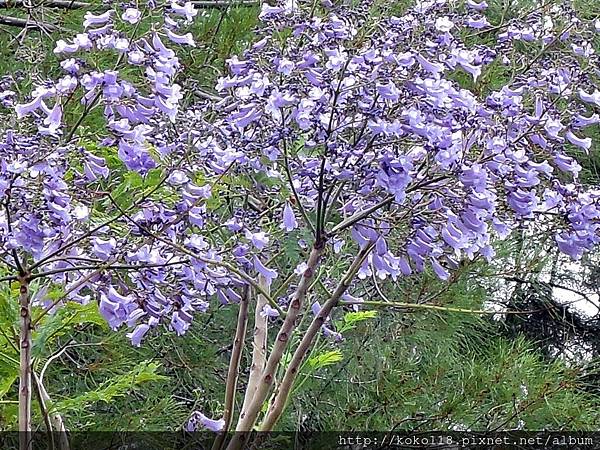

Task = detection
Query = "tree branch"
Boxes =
[33,372,70,450]
[28,260,189,281]
[0,14,58,31]
[18,278,32,450]
[212,285,250,450]
[0,0,89,7]
[238,275,269,428]
[259,242,375,431]
[227,242,325,450]
[104,193,283,315]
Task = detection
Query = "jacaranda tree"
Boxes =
[1,0,599,448]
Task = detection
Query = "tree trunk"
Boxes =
[227,243,325,450]
[260,243,375,430]
[239,277,268,421]
[19,279,32,450]
[211,286,250,450]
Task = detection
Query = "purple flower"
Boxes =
[434,17,454,32]
[416,54,445,74]
[229,105,262,129]
[245,230,269,249]
[277,58,295,75]
[99,287,134,330]
[340,293,363,311]
[60,58,80,74]
[165,29,196,47]
[467,0,488,10]
[431,258,449,280]
[398,257,412,276]
[281,203,298,231]
[40,103,62,136]
[579,89,600,107]
[311,301,322,316]
[84,152,109,181]
[92,237,116,260]
[396,52,415,67]
[171,310,192,335]
[167,170,189,185]
[152,33,176,59]
[555,232,583,260]
[573,113,600,128]
[171,1,197,21]
[83,11,111,28]
[294,262,308,275]
[54,39,79,54]
[544,118,564,139]
[73,205,89,220]
[377,82,400,102]
[15,95,45,118]
[253,256,278,285]
[126,324,150,346]
[323,326,343,342]
[566,130,592,152]
[186,412,224,432]
[122,8,141,24]
[554,154,581,175]
[467,16,490,29]
[260,304,280,318]
[128,50,146,65]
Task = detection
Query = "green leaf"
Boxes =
[307,350,343,370]
[32,301,107,359]
[144,168,164,189]
[0,284,19,329]
[50,361,168,414]
[0,347,19,400]
[337,310,378,333]
[343,310,378,325]
[111,171,144,208]
[0,284,19,400]
[0,373,17,399]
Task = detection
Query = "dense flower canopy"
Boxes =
[0,0,599,355]
[199,0,600,281]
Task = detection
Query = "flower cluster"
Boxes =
[2,0,599,381]
[198,0,600,292]
[0,3,244,346]
[16,3,199,171]
[2,0,599,437]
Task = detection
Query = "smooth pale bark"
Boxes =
[33,373,70,450]
[19,279,32,450]
[227,243,325,450]
[260,243,375,431]
[211,286,250,450]
[238,277,269,423]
